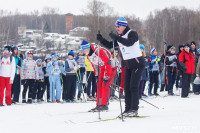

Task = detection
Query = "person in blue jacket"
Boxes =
[148,48,161,96]
[46,53,64,103]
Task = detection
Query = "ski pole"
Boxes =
[112,37,124,122]
[97,30,101,120]
[140,98,164,109]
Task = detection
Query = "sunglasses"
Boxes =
[115,26,120,28]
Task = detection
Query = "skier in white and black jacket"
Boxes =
[97,17,145,117]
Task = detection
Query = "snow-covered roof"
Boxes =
[69,27,89,32]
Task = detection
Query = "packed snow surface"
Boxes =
[0,90,200,133]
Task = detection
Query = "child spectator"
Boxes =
[64,50,78,102]
[75,49,86,101]
[139,44,148,98]
[32,59,44,103]
[21,51,36,104]
[46,53,64,103]
[85,54,96,100]
[166,46,177,95]
[41,55,51,102]
[148,48,161,96]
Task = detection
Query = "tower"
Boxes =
[65,13,74,34]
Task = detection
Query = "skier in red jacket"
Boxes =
[81,40,116,111]
[179,43,195,98]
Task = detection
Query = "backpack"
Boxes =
[0,55,12,63]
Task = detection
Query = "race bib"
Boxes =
[89,52,104,66]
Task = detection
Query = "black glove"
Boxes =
[21,80,25,85]
[109,32,119,41]
[20,54,23,60]
[103,76,109,82]
[173,59,177,62]
[52,62,55,66]
[96,33,103,41]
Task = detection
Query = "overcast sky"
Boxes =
[0,0,200,20]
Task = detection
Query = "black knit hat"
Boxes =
[184,43,190,48]
[167,45,173,51]
[4,46,12,52]
[191,41,196,46]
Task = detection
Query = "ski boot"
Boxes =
[118,110,129,119]
[97,105,109,112]
[88,105,100,112]
[22,99,26,103]
[126,110,138,117]
[32,99,37,103]
[27,99,32,104]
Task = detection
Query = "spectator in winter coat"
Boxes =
[179,43,195,98]
[75,49,86,101]
[148,48,161,96]
[11,46,23,104]
[32,59,44,103]
[193,48,200,95]
[41,55,51,102]
[64,50,78,102]
[176,44,184,89]
[46,53,64,103]
[110,48,121,100]
[190,41,197,56]
[166,46,177,95]
[139,44,148,98]
[96,17,144,116]
[85,56,96,100]
[0,46,16,106]
[21,51,36,104]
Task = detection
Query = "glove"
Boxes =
[103,76,109,82]
[196,74,199,77]
[40,79,44,83]
[109,32,119,41]
[148,58,151,62]
[96,33,103,41]
[120,88,124,93]
[20,54,23,59]
[73,66,78,71]
[173,59,177,62]
[52,62,55,66]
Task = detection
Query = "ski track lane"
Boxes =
[0,90,200,133]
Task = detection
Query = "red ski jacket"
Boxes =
[179,50,195,74]
[86,44,113,77]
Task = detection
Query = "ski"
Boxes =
[86,116,150,123]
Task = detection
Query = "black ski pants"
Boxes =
[32,80,44,100]
[41,76,50,100]
[124,64,144,111]
[65,75,76,100]
[22,79,35,101]
[149,71,159,94]
[11,74,21,102]
[182,73,191,97]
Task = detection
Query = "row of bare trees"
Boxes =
[0,0,200,54]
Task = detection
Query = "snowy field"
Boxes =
[0,89,200,133]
